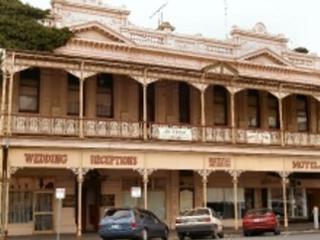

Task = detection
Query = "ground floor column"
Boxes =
[229,170,241,231]
[137,169,155,209]
[281,172,289,229]
[196,170,212,207]
[77,170,84,239]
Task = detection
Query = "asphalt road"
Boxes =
[8,232,320,240]
[221,233,320,240]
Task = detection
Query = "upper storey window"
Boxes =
[248,90,260,128]
[96,74,113,118]
[67,74,79,116]
[213,86,228,126]
[179,82,190,124]
[19,68,40,113]
[297,95,308,132]
[268,94,279,129]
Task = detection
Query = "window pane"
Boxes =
[297,96,308,131]
[67,74,79,115]
[179,82,190,124]
[9,191,33,223]
[268,95,279,129]
[96,74,113,117]
[214,86,227,126]
[19,69,39,112]
[248,90,259,128]
[35,215,53,231]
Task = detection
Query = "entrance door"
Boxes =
[34,191,54,233]
[82,170,101,232]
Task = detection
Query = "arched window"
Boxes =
[19,68,40,113]
[213,86,228,126]
[96,74,113,118]
[179,82,190,124]
[247,90,260,128]
[67,74,79,116]
[297,95,308,132]
[268,94,279,129]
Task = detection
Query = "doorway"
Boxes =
[34,191,54,233]
[82,170,101,232]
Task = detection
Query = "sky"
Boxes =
[22,0,320,54]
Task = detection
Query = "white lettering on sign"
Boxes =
[158,127,193,141]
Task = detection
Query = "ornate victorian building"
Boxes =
[1,0,320,237]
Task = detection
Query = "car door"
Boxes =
[148,211,166,237]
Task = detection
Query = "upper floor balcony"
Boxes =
[1,65,319,149]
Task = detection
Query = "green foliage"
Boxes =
[0,0,73,51]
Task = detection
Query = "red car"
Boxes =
[242,208,280,236]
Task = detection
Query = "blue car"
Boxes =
[98,208,169,240]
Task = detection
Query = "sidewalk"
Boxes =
[7,223,320,240]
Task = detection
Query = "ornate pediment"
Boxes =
[239,48,292,67]
[70,21,135,45]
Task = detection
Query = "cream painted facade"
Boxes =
[1,0,320,238]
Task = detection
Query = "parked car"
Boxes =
[175,207,224,239]
[242,208,280,236]
[98,208,169,240]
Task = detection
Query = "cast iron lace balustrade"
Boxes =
[236,129,281,145]
[205,126,232,143]
[11,114,79,136]
[84,119,143,139]
[285,132,320,146]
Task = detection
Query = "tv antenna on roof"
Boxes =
[149,2,168,27]
[223,0,229,38]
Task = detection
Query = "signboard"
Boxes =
[55,188,66,199]
[158,127,193,141]
[131,187,141,198]
[246,131,271,144]
[208,157,232,169]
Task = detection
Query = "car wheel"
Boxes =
[177,234,185,240]
[140,228,148,240]
[243,231,250,237]
[218,231,224,238]
[212,230,219,239]
[162,228,169,240]
[274,228,281,235]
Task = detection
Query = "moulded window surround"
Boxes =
[19,68,40,113]
[67,74,80,116]
[96,73,114,118]
[267,94,279,129]
[213,86,228,126]
[296,95,308,132]
[247,90,260,128]
[179,82,190,124]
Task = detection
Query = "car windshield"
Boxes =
[182,209,210,216]
[104,209,132,220]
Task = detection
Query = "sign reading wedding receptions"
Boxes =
[158,127,193,141]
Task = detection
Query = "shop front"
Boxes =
[4,147,320,236]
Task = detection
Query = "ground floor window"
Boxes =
[9,191,33,223]
[207,188,245,219]
[268,187,307,218]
